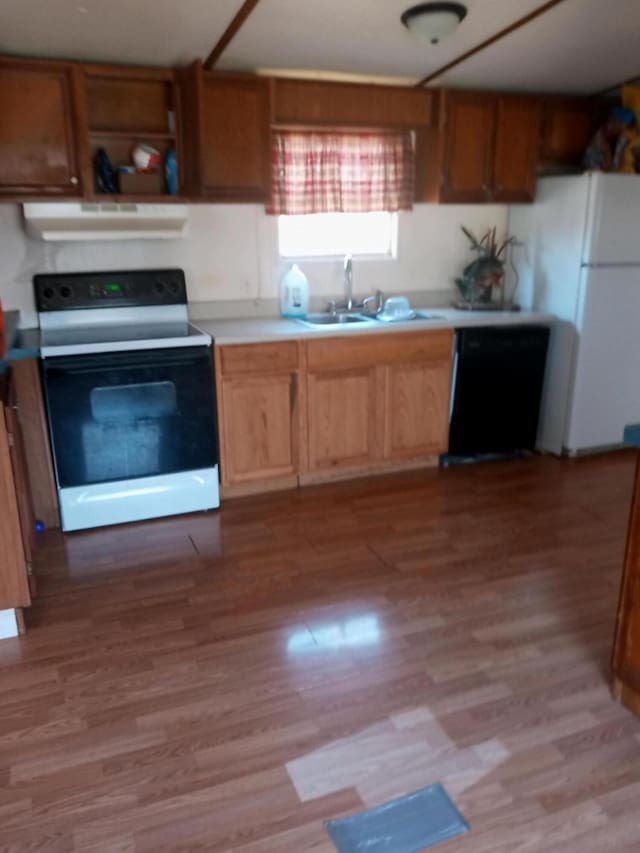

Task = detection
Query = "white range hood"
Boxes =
[23,202,189,241]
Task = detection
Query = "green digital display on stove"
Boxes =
[105,283,121,293]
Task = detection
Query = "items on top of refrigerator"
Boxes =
[583,106,638,173]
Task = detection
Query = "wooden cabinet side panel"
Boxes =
[10,359,59,530]
[493,96,541,203]
[0,407,31,609]
[4,402,35,565]
[612,456,640,681]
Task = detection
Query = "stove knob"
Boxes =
[60,285,72,299]
[43,287,55,300]
[168,280,180,295]
[155,280,166,295]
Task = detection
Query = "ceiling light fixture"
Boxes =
[401,2,467,44]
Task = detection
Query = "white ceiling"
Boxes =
[0,0,638,94]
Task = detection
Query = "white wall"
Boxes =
[0,202,508,327]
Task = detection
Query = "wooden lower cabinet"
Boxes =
[220,374,299,483]
[307,367,379,471]
[215,341,301,488]
[383,360,451,460]
[215,330,453,491]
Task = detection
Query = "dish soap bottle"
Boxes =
[280,264,310,319]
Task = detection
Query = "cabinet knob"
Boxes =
[70,176,79,186]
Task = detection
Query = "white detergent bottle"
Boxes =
[279,264,310,318]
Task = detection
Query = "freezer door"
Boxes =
[565,266,640,452]
[583,173,640,265]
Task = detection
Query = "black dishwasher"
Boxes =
[448,325,549,457]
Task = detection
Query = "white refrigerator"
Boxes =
[510,173,640,456]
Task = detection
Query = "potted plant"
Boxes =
[455,226,517,308]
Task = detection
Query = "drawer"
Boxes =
[305,330,453,371]
[218,341,300,376]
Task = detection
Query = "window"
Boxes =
[278,211,397,259]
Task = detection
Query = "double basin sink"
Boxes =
[298,310,441,329]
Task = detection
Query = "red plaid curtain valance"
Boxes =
[268,130,415,215]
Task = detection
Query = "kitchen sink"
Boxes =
[297,313,375,328]
[297,310,443,329]
[374,310,444,323]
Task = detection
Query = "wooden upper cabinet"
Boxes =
[539,96,596,169]
[493,95,542,203]
[184,64,271,201]
[81,65,182,200]
[272,78,434,128]
[441,91,496,203]
[0,58,82,196]
[440,90,541,204]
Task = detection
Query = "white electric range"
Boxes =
[37,269,220,532]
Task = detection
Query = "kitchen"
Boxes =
[1,1,640,850]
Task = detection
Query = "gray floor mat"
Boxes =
[324,783,469,853]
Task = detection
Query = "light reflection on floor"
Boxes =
[286,705,510,810]
[287,615,381,654]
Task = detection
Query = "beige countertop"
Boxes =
[192,308,555,345]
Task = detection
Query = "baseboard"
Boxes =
[298,456,439,487]
[220,457,439,500]
[220,474,299,499]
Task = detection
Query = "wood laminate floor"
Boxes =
[1,452,639,852]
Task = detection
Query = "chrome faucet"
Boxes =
[343,254,353,311]
[362,289,385,316]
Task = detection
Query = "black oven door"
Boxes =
[42,346,218,489]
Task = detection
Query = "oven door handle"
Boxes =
[42,345,212,375]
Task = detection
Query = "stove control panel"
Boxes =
[35,269,187,312]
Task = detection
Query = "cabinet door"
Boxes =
[0,402,31,609]
[220,374,298,484]
[383,361,451,460]
[539,97,595,168]
[493,96,541,203]
[199,74,271,201]
[0,60,81,195]
[307,367,378,471]
[441,92,496,204]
